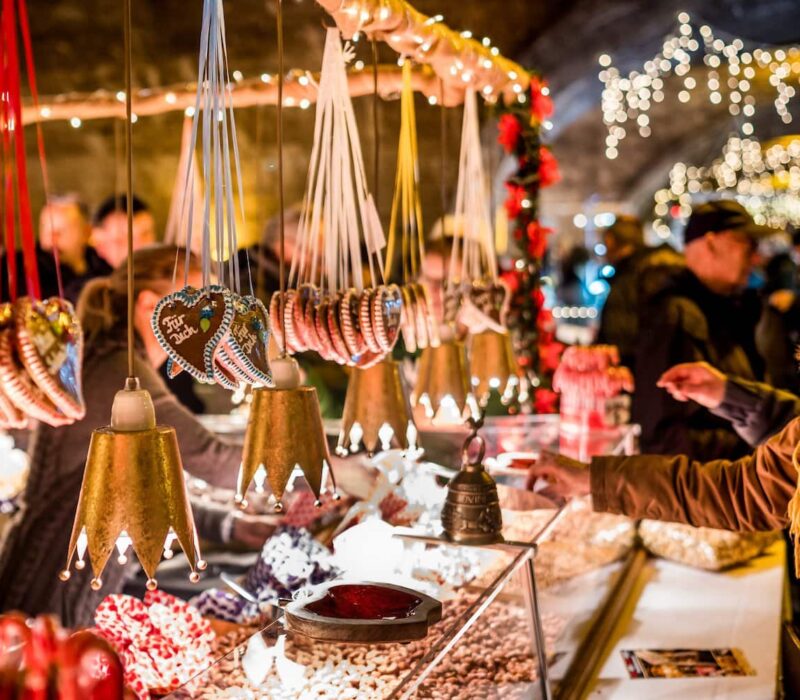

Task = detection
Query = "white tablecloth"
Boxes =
[592,541,785,699]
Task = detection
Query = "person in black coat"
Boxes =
[633,200,773,461]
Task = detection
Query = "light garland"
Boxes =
[653,134,800,234]
[599,10,800,159]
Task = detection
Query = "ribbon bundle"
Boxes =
[385,60,439,353]
[151,0,272,391]
[447,88,508,334]
[0,0,85,428]
[272,28,401,367]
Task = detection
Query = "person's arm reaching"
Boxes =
[658,362,800,447]
[528,415,800,532]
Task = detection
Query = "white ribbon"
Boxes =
[290,28,385,295]
[449,88,497,289]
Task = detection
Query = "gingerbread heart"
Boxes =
[0,304,25,429]
[302,285,323,356]
[0,327,69,427]
[414,283,440,348]
[466,281,509,330]
[314,296,337,362]
[372,285,403,353]
[14,297,85,420]
[213,352,240,390]
[152,285,234,384]
[340,288,367,358]
[359,289,382,354]
[224,294,273,387]
[326,295,352,364]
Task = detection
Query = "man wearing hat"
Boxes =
[597,215,683,371]
[632,200,774,460]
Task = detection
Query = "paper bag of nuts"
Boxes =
[639,520,779,571]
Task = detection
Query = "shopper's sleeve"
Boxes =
[590,415,800,531]
[712,377,800,447]
[136,358,242,490]
[634,300,746,460]
[190,499,234,544]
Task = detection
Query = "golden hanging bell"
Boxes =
[62,380,204,591]
[238,357,333,511]
[411,339,474,425]
[338,358,415,455]
[469,330,523,404]
[441,419,503,545]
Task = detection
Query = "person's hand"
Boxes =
[656,361,727,408]
[525,451,591,502]
[230,513,281,549]
[769,289,796,313]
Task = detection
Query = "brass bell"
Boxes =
[441,418,503,545]
[238,357,333,511]
[469,329,523,405]
[63,379,204,590]
[411,338,474,425]
[338,358,416,455]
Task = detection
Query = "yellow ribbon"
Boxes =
[385,60,425,284]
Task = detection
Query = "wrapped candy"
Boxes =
[93,591,215,699]
[243,526,339,605]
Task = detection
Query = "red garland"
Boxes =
[539,146,561,188]
[497,113,523,153]
[495,74,563,413]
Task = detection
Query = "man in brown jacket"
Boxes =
[527,361,800,532]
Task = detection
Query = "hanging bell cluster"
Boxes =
[62,380,205,591]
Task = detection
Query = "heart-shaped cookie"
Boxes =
[213,352,240,390]
[372,285,403,353]
[326,295,352,364]
[413,283,440,348]
[468,281,509,327]
[0,327,69,426]
[340,288,367,358]
[302,285,323,356]
[0,304,26,429]
[283,290,307,353]
[359,289,381,354]
[152,285,234,384]
[14,297,85,420]
[224,294,273,387]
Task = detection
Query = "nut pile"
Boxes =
[167,590,564,699]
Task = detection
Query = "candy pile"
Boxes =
[0,297,85,427]
[93,591,216,699]
[553,345,633,428]
[243,526,339,602]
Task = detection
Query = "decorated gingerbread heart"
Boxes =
[0,327,69,427]
[372,284,403,353]
[14,297,85,420]
[224,294,273,387]
[151,285,234,384]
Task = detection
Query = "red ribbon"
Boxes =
[1,0,40,300]
[0,33,17,302]
[16,0,62,298]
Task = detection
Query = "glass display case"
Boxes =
[167,414,642,699]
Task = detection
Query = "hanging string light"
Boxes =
[62,0,204,591]
[653,134,800,235]
[599,10,800,158]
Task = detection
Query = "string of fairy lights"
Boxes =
[598,10,800,160]
[652,134,800,234]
